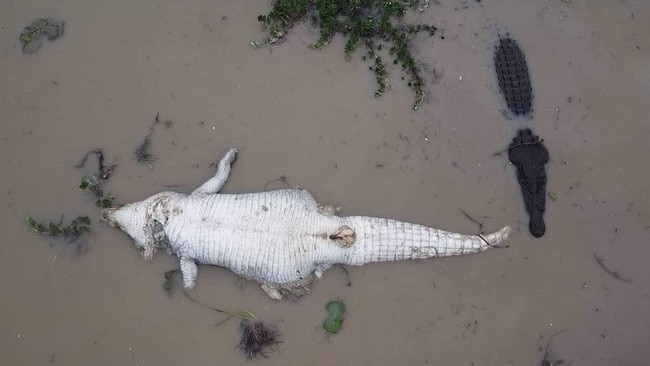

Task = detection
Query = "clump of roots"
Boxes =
[172,272,281,359]
[252,0,436,110]
[238,319,281,359]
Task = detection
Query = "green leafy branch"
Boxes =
[252,0,436,110]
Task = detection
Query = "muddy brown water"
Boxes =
[2,0,650,365]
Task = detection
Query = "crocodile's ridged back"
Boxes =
[494,37,533,115]
[165,189,342,284]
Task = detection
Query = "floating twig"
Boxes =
[263,175,291,191]
[337,264,352,287]
[460,209,484,233]
[460,210,507,248]
[541,329,566,366]
[593,252,633,283]
[182,290,255,325]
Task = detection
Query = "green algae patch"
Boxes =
[20,18,65,54]
[252,0,436,110]
[323,300,346,333]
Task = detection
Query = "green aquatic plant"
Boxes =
[26,215,91,237]
[19,18,65,54]
[252,0,435,110]
[323,300,346,333]
[79,176,116,208]
[76,149,118,208]
[95,193,116,208]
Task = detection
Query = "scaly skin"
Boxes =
[102,148,511,300]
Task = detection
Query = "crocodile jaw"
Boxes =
[101,202,150,249]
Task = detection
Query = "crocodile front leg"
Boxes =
[180,257,198,290]
[192,148,238,195]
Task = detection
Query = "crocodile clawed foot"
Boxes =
[142,245,155,261]
[222,148,238,165]
[330,225,356,248]
[261,283,283,300]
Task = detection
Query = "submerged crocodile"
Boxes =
[102,148,511,299]
[494,35,549,237]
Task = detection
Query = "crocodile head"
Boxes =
[508,129,549,238]
[101,201,149,249]
[101,192,174,259]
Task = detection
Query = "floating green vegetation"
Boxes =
[252,0,436,110]
[26,215,91,237]
[76,149,118,208]
[20,18,65,54]
[323,300,346,333]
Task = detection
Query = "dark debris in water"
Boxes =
[541,330,566,366]
[593,252,633,283]
[252,0,436,110]
[135,113,173,168]
[20,18,64,54]
[238,319,281,359]
[162,268,181,297]
[134,133,155,167]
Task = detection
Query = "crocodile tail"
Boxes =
[339,216,511,265]
[494,36,533,115]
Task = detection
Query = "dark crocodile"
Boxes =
[508,129,549,238]
[494,37,533,116]
[494,35,549,237]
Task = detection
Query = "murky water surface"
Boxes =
[2,0,649,364]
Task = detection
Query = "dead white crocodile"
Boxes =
[102,148,511,300]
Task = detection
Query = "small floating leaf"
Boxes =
[323,300,346,334]
[79,177,91,190]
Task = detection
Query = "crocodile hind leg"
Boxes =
[261,275,314,300]
[192,148,238,195]
[261,283,283,300]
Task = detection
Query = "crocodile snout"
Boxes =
[101,207,120,228]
